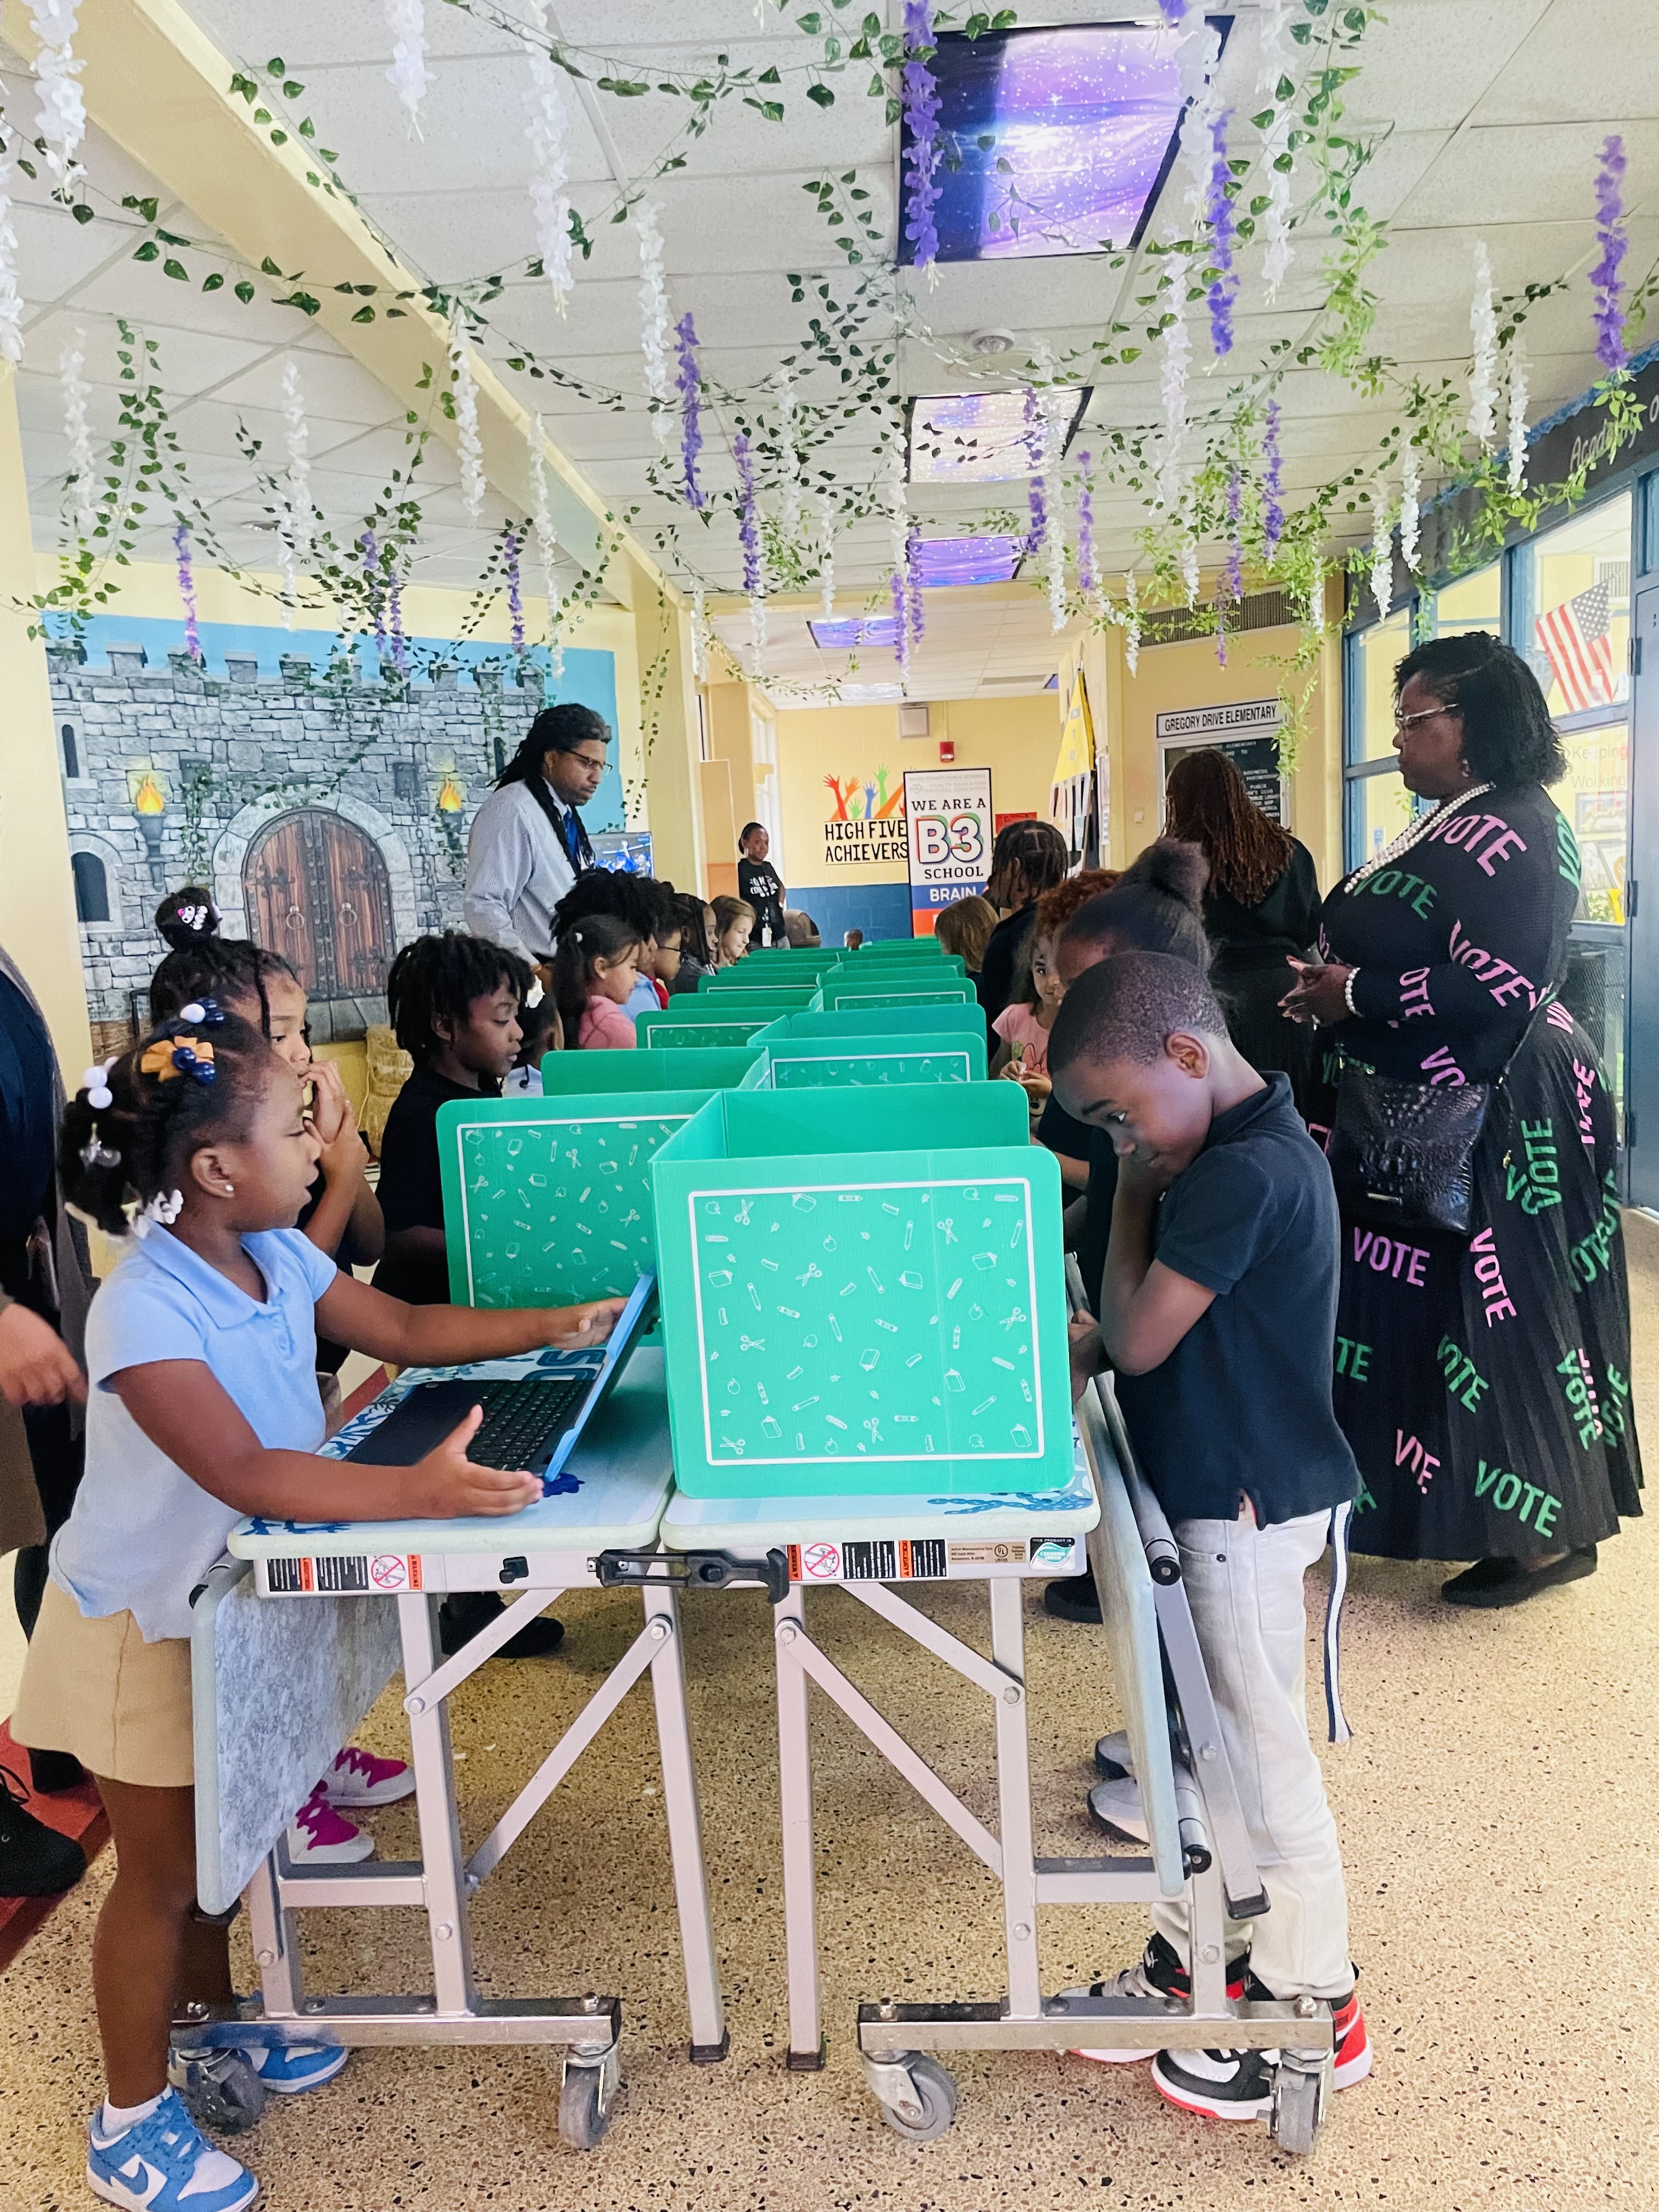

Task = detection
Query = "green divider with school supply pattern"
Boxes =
[651,1082,1069,1498]
[637,989,820,1050]
[699,952,840,987]
[437,1046,769,1310]
[776,1005,984,1042]
[760,1029,986,1088]
[820,976,974,1013]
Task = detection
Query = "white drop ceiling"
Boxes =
[3,0,1657,702]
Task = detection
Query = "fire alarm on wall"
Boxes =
[938,740,955,763]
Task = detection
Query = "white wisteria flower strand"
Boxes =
[30,0,86,189]
[527,415,558,599]
[60,332,95,535]
[690,584,708,684]
[817,491,836,617]
[280,359,312,558]
[635,201,672,445]
[776,360,802,552]
[1369,475,1392,618]
[1399,441,1421,573]
[0,126,22,366]
[1506,339,1528,496]
[450,332,486,518]
[385,0,433,127]
[1040,390,1067,632]
[1468,241,1498,448]
[1157,301,1190,514]
[522,1,572,308]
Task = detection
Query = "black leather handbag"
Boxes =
[1327,1069,1491,1236]
[1327,1003,1548,1238]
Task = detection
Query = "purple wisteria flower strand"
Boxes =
[889,562,909,674]
[1158,0,1189,21]
[1075,450,1099,605]
[173,522,201,663]
[1023,385,1045,555]
[906,522,926,647]
[505,528,525,656]
[387,577,408,677]
[1592,134,1628,373]
[734,433,761,597]
[1224,463,1244,602]
[1262,400,1284,560]
[901,2,941,273]
[359,527,386,648]
[1205,109,1237,356]
[674,312,705,509]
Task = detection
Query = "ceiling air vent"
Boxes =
[899,702,931,738]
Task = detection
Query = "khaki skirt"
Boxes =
[12,1578,195,1788]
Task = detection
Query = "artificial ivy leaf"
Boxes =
[267,55,286,74]
[201,272,224,291]
[270,128,288,143]
[744,97,786,120]
[133,241,160,262]
[352,304,375,321]
[234,280,255,302]
[162,258,189,280]
[276,289,321,315]
[253,107,271,123]
[596,76,650,95]
[319,149,338,161]
[281,80,303,97]
[992,7,1015,22]
[298,117,315,137]
[758,64,781,82]
[386,306,407,318]
[230,73,257,100]
[798,10,822,27]
[1251,107,1275,130]
[261,256,283,275]
[70,201,94,224]
[807,82,834,105]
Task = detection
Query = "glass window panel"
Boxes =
[1548,724,1629,924]
[1351,611,1412,763]
[1519,495,1632,719]
[1431,562,1500,637]
[1350,770,1420,866]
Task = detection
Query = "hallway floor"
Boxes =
[3,1246,1656,2211]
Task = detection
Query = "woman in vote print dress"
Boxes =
[1282,633,1641,1606]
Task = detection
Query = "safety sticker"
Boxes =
[264,1554,422,1595]
[946,1540,1025,1566]
[787,1536,949,1583]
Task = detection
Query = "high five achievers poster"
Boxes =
[902,768,994,936]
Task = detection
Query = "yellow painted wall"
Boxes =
[773,693,1061,888]
[1061,579,1345,896]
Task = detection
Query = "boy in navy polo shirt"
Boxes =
[1049,951,1371,2120]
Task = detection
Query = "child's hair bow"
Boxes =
[140,1036,218,1085]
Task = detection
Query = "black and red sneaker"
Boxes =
[1150,1974,1372,2118]
[1066,1933,1248,2065]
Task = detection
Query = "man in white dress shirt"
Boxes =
[462,704,611,981]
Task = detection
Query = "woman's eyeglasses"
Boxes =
[1393,703,1458,732]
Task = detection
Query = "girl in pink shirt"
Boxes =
[554,913,643,1049]
[991,924,1065,1116]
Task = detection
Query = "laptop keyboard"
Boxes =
[465,1379,592,1472]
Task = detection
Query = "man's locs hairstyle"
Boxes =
[1049,951,1228,1078]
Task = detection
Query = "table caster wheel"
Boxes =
[1269,2059,1327,2154]
[877,2054,957,2142]
[168,2046,267,2136]
[559,2045,619,2149]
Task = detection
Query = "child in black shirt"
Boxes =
[374,932,567,1661]
[1049,950,1370,2122]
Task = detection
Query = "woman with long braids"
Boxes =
[1164,748,1321,1085]
[1281,633,1641,1605]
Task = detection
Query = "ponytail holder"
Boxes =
[140,1035,218,1086]
[178,998,227,1028]
[141,1188,184,1226]
[82,1057,116,1112]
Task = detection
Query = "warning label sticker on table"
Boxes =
[264,1554,423,1595]
[946,1540,1026,1566]
[788,1537,949,1583]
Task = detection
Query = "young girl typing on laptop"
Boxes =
[12,1003,623,2212]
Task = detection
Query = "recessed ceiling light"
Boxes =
[968,329,1016,355]
[908,389,1091,484]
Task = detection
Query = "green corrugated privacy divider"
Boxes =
[821,978,974,1012]
[761,1029,987,1088]
[439,1060,761,1311]
[636,1006,791,1049]
[652,1082,1068,1498]
[777,1005,984,1041]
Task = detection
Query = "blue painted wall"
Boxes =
[785,881,914,945]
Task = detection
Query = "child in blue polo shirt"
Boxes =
[1049,950,1371,2123]
[14,1003,624,2212]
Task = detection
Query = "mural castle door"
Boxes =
[244,809,394,1002]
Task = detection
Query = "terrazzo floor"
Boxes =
[5,1238,1659,2210]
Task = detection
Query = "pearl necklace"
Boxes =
[1342,781,1494,893]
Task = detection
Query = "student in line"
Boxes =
[371,932,568,1661]
[551,871,670,1024]
[1049,952,1370,2121]
[710,896,755,968]
[14,1007,623,2212]
[992,870,1120,1122]
[150,894,396,1863]
[502,996,563,1096]
[668,893,716,994]
[736,822,786,947]
[553,913,644,1050]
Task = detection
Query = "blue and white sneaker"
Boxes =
[87,2089,259,2211]
[241,2040,348,2095]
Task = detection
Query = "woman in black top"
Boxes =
[1165,747,1319,1086]
[736,823,787,948]
[978,818,1070,1029]
[1282,633,1641,1605]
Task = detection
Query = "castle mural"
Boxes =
[49,618,622,1054]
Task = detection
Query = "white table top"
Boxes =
[229,1350,673,1560]
[660,1421,1099,1550]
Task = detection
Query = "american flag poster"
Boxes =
[1534,580,1616,713]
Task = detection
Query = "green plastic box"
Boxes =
[761,1031,987,1088]
[821,978,974,1013]
[776,1005,985,1042]
[652,1084,1069,1497]
[437,1046,768,1310]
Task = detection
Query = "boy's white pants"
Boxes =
[1151,1506,1352,2001]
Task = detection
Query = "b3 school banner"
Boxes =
[902,766,994,936]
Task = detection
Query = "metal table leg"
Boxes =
[398,1589,478,2017]
[774,1586,825,2068]
[988,1578,1042,2022]
[644,1582,729,2062]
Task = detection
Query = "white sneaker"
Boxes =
[322,1746,414,1808]
[287,1783,374,1865]
[1087,1773,1149,1844]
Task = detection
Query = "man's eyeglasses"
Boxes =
[567,749,609,771]
[1393,703,1458,732]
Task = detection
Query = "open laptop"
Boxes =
[342,1273,657,1493]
